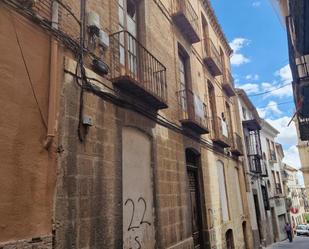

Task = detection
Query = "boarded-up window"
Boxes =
[235,168,243,214]
[217,160,229,222]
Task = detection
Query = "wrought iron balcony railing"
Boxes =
[177,89,209,134]
[211,116,231,147]
[171,0,200,44]
[231,132,244,156]
[110,30,168,109]
[203,37,223,76]
[248,154,262,174]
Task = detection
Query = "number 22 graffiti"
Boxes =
[124,197,152,249]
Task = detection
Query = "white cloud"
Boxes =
[260,81,293,98]
[245,74,259,81]
[282,145,301,169]
[229,38,250,52]
[236,83,260,94]
[252,1,261,7]
[266,116,301,170]
[275,64,292,84]
[229,38,251,66]
[231,54,250,66]
[257,101,282,118]
[266,116,297,146]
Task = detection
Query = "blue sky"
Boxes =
[212,0,302,173]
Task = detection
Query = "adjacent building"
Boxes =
[236,89,289,247]
[282,164,309,228]
[236,89,268,248]
[273,0,309,141]
[260,124,287,243]
[273,0,309,221]
[0,0,253,249]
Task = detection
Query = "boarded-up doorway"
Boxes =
[122,127,155,248]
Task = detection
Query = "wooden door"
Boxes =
[187,168,202,249]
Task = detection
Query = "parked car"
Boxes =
[296,224,309,236]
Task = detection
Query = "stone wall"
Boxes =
[0,235,52,249]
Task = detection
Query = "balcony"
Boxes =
[177,90,209,134]
[246,128,263,174]
[222,70,235,97]
[299,116,309,140]
[211,116,231,148]
[171,0,200,44]
[275,183,283,195]
[203,38,223,76]
[248,154,262,174]
[269,150,277,162]
[261,161,268,177]
[109,31,168,110]
[231,132,244,156]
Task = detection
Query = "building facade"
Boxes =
[260,123,288,243]
[0,0,253,249]
[296,122,309,201]
[236,89,266,249]
[274,0,309,141]
[282,164,309,229]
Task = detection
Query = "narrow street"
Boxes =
[267,236,309,249]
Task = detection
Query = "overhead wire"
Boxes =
[247,82,292,97]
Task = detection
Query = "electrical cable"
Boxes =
[247,82,292,97]
[4,0,247,159]
[10,10,48,129]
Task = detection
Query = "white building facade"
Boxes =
[282,164,309,229]
[236,89,269,248]
[260,121,288,242]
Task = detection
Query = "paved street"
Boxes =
[266,236,309,249]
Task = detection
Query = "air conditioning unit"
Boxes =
[19,0,36,8]
[87,11,100,36]
[99,30,109,49]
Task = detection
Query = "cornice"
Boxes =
[201,0,233,56]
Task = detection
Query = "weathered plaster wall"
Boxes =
[0,6,56,245]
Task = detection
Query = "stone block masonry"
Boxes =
[0,235,52,249]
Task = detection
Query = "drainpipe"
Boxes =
[44,0,59,149]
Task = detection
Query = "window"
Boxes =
[266,138,271,155]
[217,161,229,222]
[242,107,247,120]
[118,0,138,70]
[208,82,217,122]
[220,48,225,73]
[178,53,188,111]
[261,185,270,210]
[201,15,209,54]
[118,0,137,36]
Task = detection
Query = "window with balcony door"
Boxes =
[179,53,188,112]
[225,101,232,138]
[202,15,209,56]
[220,48,226,74]
[208,82,217,124]
[266,138,271,154]
[276,171,282,194]
[118,0,138,73]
